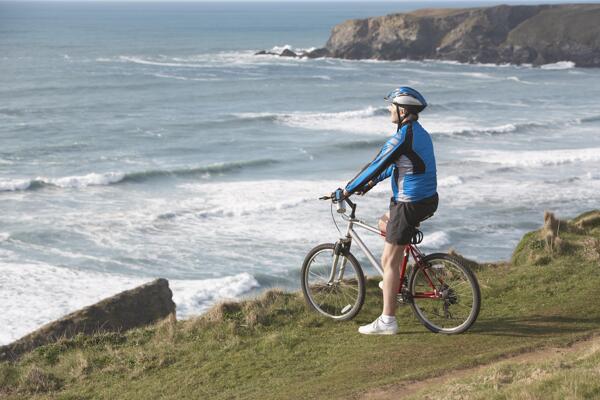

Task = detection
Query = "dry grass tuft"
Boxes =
[574,211,600,231]
[67,351,90,379]
[153,313,177,344]
[241,288,286,327]
[581,238,600,262]
[542,211,562,253]
[19,365,62,393]
[203,301,242,324]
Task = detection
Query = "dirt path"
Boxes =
[359,332,600,399]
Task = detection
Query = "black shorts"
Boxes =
[386,193,439,245]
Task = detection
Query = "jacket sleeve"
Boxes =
[344,131,407,195]
[372,164,395,185]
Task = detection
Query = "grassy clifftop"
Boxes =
[1,210,599,399]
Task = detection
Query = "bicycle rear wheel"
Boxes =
[408,253,481,334]
[301,243,365,321]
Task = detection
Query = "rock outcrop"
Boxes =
[261,4,600,67]
[254,47,329,59]
[0,278,175,361]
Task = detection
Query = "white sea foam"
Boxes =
[0,178,32,191]
[459,71,494,79]
[438,176,463,188]
[0,261,260,345]
[585,171,600,180]
[420,231,450,249]
[171,273,260,318]
[0,232,9,242]
[46,172,126,188]
[0,173,126,192]
[235,106,388,134]
[150,73,222,82]
[99,50,316,70]
[235,108,539,137]
[506,76,534,85]
[541,61,576,70]
[268,44,317,54]
[118,55,207,68]
[463,147,600,167]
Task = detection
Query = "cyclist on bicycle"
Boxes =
[342,87,438,335]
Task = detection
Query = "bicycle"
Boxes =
[301,189,481,334]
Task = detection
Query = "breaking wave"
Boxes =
[231,108,597,138]
[540,61,576,70]
[0,159,277,192]
[462,147,600,167]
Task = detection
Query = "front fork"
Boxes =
[328,237,351,284]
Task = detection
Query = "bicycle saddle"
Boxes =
[415,213,434,228]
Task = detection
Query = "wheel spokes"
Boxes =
[412,260,476,330]
[305,249,361,317]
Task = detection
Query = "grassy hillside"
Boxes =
[1,210,599,399]
[405,334,600,400]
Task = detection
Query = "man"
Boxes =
[342,87,438,335]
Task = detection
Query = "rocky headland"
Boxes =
[256,4,600,67]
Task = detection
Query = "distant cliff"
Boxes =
[260,4,600,67]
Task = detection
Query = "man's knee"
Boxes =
[381,242,406,268]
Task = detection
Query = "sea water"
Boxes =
[1,1,599,344]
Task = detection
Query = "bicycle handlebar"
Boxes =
[320,189,357,218]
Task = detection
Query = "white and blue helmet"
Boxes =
[384,87,427,113]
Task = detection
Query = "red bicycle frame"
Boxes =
[398,243,442,299]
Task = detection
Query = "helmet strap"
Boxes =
[395,104,402,132]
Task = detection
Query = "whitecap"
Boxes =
[268,44,318,55]
[438,176,463,188]
[45,172,126,188]
[540,61,576,70]
[234,106,387,135]
[0,232,9,242]
[506,76,534,85]
[0,178,32,192]
[171,273,260,318]
[118,55,206,68]
[462,147,600,167]
[149,73,222,82]
[420,231,450,249]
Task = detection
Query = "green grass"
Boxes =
[406,336,600,400]
[1,210,599,399]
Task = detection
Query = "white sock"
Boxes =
[380,314,396,324]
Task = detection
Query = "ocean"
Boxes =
[1,1,599,345]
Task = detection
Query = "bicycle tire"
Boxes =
[408,253,481,334]
[301,243,366,321]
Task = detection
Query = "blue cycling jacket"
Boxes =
[345,121,437,202]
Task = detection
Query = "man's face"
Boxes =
[388,103,400,123]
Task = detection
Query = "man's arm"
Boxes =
[343,131,406,196]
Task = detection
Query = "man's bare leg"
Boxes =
[381,241,406,316]
[357,214,406,334]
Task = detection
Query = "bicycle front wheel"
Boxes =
[408,253,481,334]
[301,243,365,321]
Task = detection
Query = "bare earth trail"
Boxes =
[360,332,600,399]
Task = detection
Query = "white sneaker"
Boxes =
[358,317,398,335]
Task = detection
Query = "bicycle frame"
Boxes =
[333,209,442,300]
